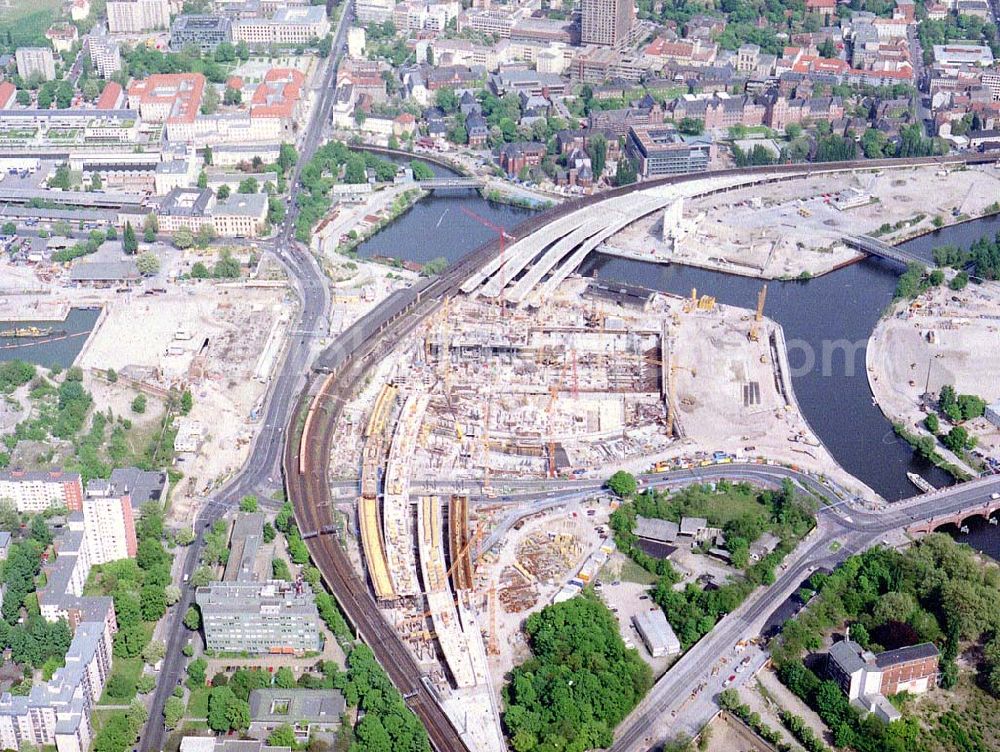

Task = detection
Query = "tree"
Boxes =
[207,685,236,731]
[215,183,231,200]
[187,657,207,687]
[136,251,160,276]
[942,425,976,452]
[226,697,251,731]
[239,495,258,513]
[2,221,15,235]
[607,470,638,497]
[201,85,220,115]
[15,89,30,106]
[950,271,969,291]
[344,154,367,184]
[615,157,637,186]
[274,666,296,688]
[173,227,194,250]
[123,222,138,254]
[278,143,298,173]
[131,394,147,414]
[268,724,297,748]
[924,413,940,434]
[587,132,607,178]
[164,696,185,729]
[183,605,201,631]
[90,172,103,191]
[213,249,240,278]
[164,584,182,605]
[678,117,704,135]
[223,86,242,105]
[237,177,259,194]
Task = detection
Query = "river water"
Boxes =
[0,307,101,370]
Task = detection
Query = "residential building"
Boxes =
[171,15,234,51]
[195,580,323,654]
[107,0,170,32]
[16,47,56,82]
[0,470,83,513]
[180,738,291,752]
[81,480,138,564]
[88,37,122,79]
[466,111,488,147]
[581,0,634,48]
[355,0,394,23]
[247,689,345,742]
[0,508,122,752]
[498,141,547,176]
[233,6,331,46]
[46,23,80,54]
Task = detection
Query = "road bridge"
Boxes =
[418,177,485,189]
[843,234,928,267]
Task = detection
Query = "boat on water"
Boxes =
[0,326,61,339]
[907,471,936,494]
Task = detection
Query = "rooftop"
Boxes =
[248,688,346,723]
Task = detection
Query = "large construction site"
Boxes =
[326,252,868,748]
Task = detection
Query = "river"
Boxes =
[0,307,101,370]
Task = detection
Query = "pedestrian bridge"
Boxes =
[842,234,927,268]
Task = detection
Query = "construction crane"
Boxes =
[748,284,768,342]
[460,206,516,304]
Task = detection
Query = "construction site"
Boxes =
[325,249,867,747]
[608,163,1000,279]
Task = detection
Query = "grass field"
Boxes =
[98,656,144,705]
[0,0,61,53]
[186,687,211,718]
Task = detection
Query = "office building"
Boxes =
[248,689,345,742]
[0,470,83,513]
[195,581,323,654]
[88,37,122,78]
[16,47,56,82]
[152,186,268,237]
[107,0,170,32]
[580,0,634,49]
[625,125,714,177]
[171,14,234,51]
[223,513,266,582]
[233,6,331,46]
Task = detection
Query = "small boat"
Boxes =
[907,472,935,494]
[0,326,58,338]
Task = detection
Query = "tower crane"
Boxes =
[748,284,768,342]
[460,206,516,306]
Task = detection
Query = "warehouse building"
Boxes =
[632,608,681,657]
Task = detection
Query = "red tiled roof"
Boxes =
[249,68,305,120]
[0,81,15,110]
[95,81,123,110]
[127,73,206,124]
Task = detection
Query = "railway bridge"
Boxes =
[418,177,486,189]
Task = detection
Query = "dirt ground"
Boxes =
[868,280,1000,467]
[698,711,776,752]
[610,164,1000,280]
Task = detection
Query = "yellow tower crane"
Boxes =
[748,284,768,342]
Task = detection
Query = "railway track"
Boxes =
[282,150,1000,752]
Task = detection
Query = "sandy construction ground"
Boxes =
[609,164,1000,280]
[868,280,1000,465]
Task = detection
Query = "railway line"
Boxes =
[283,150,1000,752]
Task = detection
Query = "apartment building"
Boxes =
[233,6,331,46]
[107,0,170,32]
[195,580,323,654]
[16,47,56,82]
[0,509,122,752]
[0,470,83,513]
[88,37,123,79]
[82,480,138,563]
[355,0,394,23]
[151,187,268,237]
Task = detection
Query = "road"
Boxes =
[138,4,352,748]
[609,471,1000,751]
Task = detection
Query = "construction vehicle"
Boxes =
[748,284,768,342]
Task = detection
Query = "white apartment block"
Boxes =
[0,470,83,514]
[81,487,137,564]
[88,37,123,78]
[233,6,331,46]
[107,0,170,33]
[355,0,394,23]
[16,47,56,82]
